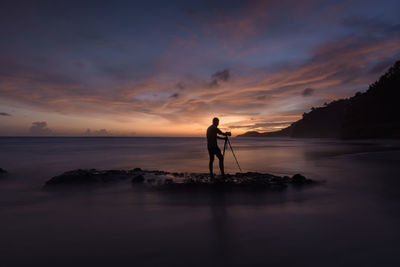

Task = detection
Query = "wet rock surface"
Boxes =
[44,168,315,190]
[45,169,133,186]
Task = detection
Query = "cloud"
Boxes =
[175,82,185,90]
[228,121,293,131]
[29,121,52,136]
[189,0,281,51]
[84,128,111,136]
[301,88,314,97]
[341,16,400,37]
[212,69,230,81]
[368,58,395,75]
[0,112,11,116]
[209,69,230,87]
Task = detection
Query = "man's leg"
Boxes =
[209,150,215,179]
[215,148,225,177]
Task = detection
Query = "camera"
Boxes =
[226,132,232,136]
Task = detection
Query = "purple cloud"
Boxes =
[302,88,315,97]
[29,122,52,136]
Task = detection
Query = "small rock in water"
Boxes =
[0,168,7,177]
[291,173,312,184]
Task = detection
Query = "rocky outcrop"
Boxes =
[44,168,315,191]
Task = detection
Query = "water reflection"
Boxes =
[1,137,400,266]
[210,192,229,265]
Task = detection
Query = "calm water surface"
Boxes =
[1,137,400,266]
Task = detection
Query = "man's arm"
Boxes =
[216,128,228,139]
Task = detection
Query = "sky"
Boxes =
[0,0,399,136]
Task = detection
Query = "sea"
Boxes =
[1,137,400,266]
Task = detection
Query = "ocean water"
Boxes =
[1,137,400,266]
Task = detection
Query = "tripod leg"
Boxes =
[227,138,242,173]
[223,138,227,158]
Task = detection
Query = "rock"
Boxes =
[45,169,131,186]
[147,178,156,184]
[291,173,312,185]
[164,178,174,185]
[0,168,7,177]
[131,174,145,184]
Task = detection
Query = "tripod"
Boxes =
[223,136,242,173]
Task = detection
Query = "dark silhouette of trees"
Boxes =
[239,60,400,139]
[341,60,400,138]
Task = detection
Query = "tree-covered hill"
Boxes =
[238,60,400,139]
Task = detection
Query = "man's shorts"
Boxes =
[208,147,222,158]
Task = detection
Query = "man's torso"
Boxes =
[206,125,219,149]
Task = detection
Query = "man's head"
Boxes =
[212,117,219,126]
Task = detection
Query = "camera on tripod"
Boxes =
[222,131,242,172]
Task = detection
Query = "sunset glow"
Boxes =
[1,0,399,136]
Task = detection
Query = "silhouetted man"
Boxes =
[207,117,230,180]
